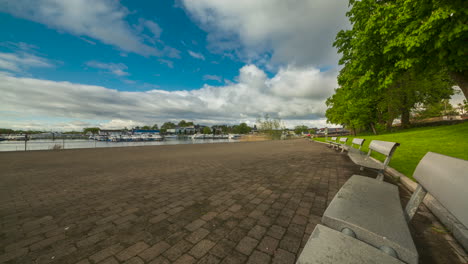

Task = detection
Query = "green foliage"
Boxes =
[83,127,100,134]
[415,99,459,119]
[257,114,284,139]
[178,120,194,127]
[294,125,309,135]
[234,123,252,134]
[141,125,151,130]
[151,124,159,130]
[202,126,212,134]
[0,128,15,134]
[327,0,459,132]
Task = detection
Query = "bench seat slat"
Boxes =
[414,152,468,228]
[297,225,405,264]
[322,175,418,264]
[348,151,384,170]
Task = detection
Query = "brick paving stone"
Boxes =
[75,259,90,264]
[267,225,286,240]
[291,215,308,225]
[30,234,66,251]
[163,240,193,261]
[210,239,236,258]
[116,242,149,261]
[279,235,301,254]
[77,232,107,248]
[149,213,169,224]
[228,204,242,212]
[226,228,248,243]
[167,207,185,215]
[0,248,28,263]
[200,212,217,221]
[246,250,270,264]
[238,218,256,230]
[4,235,43,251]
[174,254,196,264]
[189,239,216,259]
[272,248,296,264]
[186,228,210,244]
[90,244,124,263]
[123,256,144,264]
[220,251,247,264]
[196,254,221,264]
[148,256,171,264]
[257,236,279,255]
[185,219,207,232]
[99,257,119,264]
[235,236,258,256]
[247,225,266,240]
[138,241,170,262]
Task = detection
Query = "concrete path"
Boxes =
[0,140,462,263]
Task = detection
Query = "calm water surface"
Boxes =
[0,138,238,152]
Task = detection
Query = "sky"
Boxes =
[0,0,384,130]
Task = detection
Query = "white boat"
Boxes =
[131,135,142,141]
[191,134,205,139]
[229,134,241,139]
[121,135,132,141]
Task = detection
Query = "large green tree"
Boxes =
[328,0,459,133]
[384,0,468,98]
[337,0,467,99]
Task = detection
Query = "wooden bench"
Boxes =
[297,152,468,264]
[348,140,399,180]
[342,138,365,153]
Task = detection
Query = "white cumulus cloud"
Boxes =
[0,64,337,130]
[182,0,349,67]
[188,50,205,60]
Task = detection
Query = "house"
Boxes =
[173,126,195,134]
[99,129,124,136]
[315,127,349,137]
[132,129,160,135]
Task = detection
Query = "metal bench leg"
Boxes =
[404,185,427,222]
[376,171,384,181]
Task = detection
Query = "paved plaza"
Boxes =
[0,140,462,263]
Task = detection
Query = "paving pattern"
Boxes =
[0,140,463,263]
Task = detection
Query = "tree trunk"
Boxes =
[370,122,377,135]
[401,108,411,128]
[450,71,468,100]
[386,118,393,131]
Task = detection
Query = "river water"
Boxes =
[0,138,238,152]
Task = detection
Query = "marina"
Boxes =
[0,137,240,152]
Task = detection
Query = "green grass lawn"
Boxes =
[314,122,468,180]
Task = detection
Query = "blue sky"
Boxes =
[0,0,352,130]
[0,1,244,91]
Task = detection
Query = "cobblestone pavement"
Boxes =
[0,140,462,263]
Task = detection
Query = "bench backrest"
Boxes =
[339,137,348,144]
[351,138,365,150]
[367,140,400,167]
[412,152,468,227]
